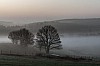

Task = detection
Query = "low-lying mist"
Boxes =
[0,35,100,57]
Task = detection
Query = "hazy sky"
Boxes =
[0,0,100,24]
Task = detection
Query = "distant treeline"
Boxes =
[0,25,22,35]
[0,19,100,35]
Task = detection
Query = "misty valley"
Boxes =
[0,35,100,57]
[1,0,100,65]
[0,19,100,66]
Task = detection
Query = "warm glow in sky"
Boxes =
[0,0,100,24]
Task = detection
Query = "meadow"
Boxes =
[0,55,99,66]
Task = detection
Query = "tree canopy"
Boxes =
[36,25,62,54]
[8,28,34,46]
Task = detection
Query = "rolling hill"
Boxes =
[23,18,100,35]
[0,21,14,26]
[0,18,100,35]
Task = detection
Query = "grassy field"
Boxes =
[0,55,100,66]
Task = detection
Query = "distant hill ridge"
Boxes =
[24,18,100,33]
[0,18,100,35]
[0,21,15,26]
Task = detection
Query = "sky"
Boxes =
[0,0,100,24]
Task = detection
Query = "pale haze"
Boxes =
[0,0,100,24]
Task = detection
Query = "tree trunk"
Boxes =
[39,46,42,51]
[12,40,14,44]
[46,47,49,54]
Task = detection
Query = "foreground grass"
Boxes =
[0,55,99,66]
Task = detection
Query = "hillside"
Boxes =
[0,21,14,26]
[0,25,22,35]
[0,18,100,35]
[24,18,100,35]
[0,43,40,55]
[0,55,99,66]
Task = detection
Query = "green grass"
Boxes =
[0,55,99,66]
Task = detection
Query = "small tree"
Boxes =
[8,31,20,44]
[8,28,34,46]
[19,28,34,46]
[36,25,62,54]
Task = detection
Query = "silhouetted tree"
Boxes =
[36,25,62,54]
[8,31,20,44]
[8,28,34,46]
[19,28,34,46]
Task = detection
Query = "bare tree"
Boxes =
[36,25,62,54]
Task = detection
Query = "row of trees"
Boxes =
[8,25,62,54]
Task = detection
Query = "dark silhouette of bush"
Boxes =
[8,28,34,46]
